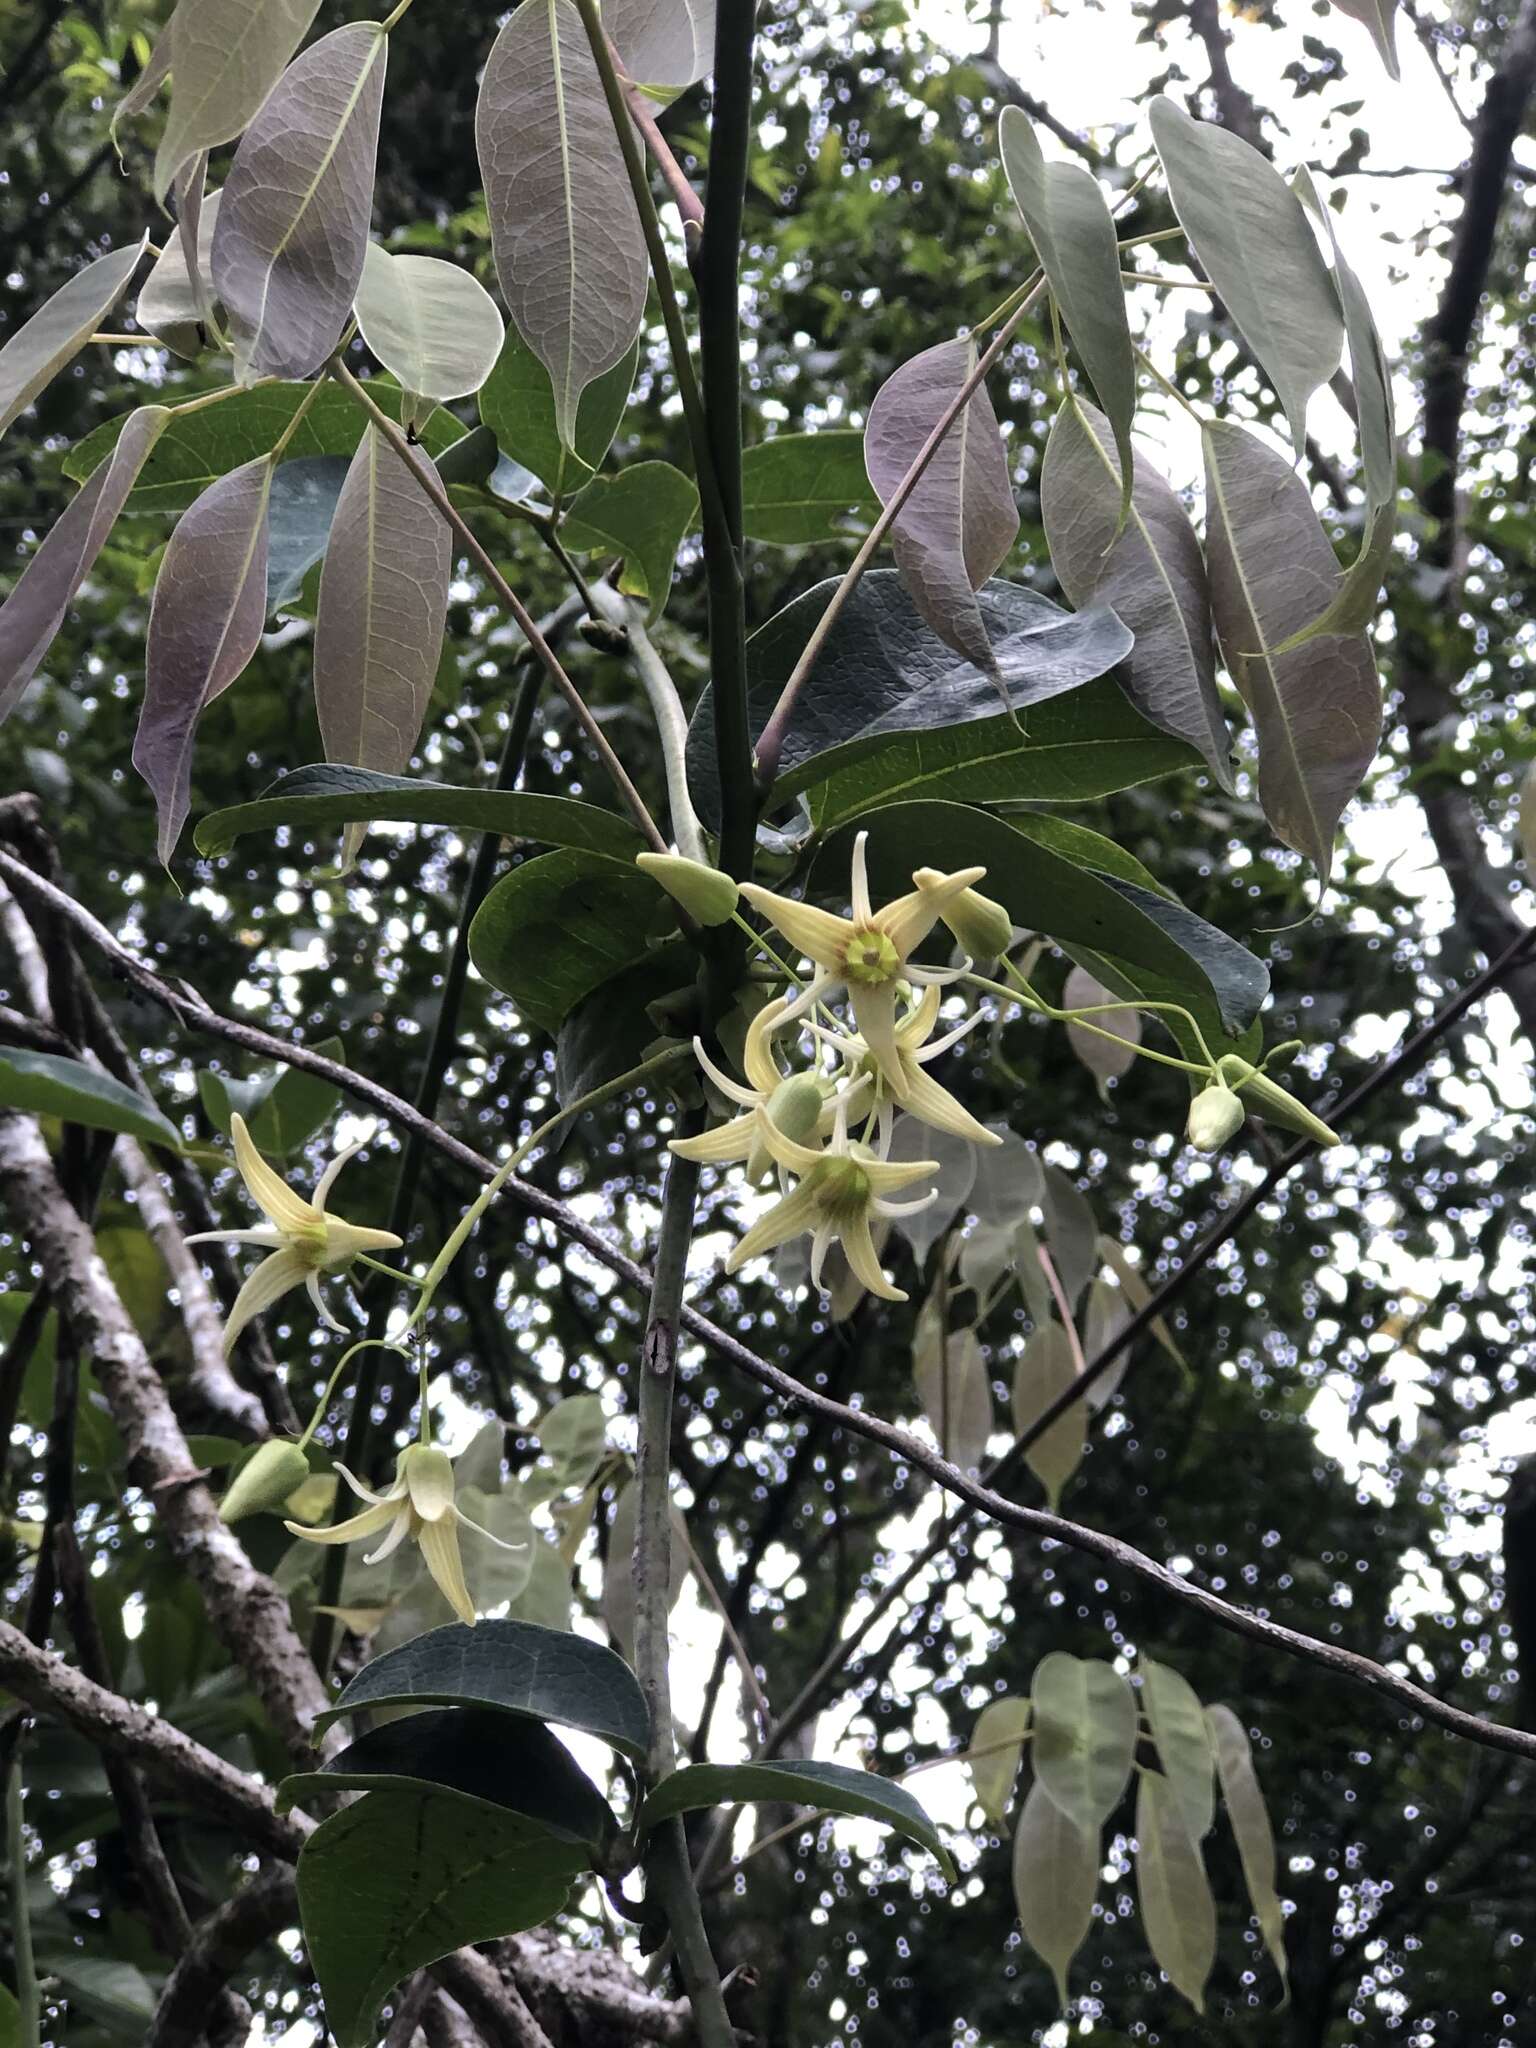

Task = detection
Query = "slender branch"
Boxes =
[147,1869,295,2048]
[330,361,667,854]
[623,79,705,228]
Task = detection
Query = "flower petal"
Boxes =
[284,1498,400,1545]
[726,1177,827,1271]
[306,1269,350,1335]
[362,1509,416,1565]
[847,983,909,1102]
[184,1227,286,1249]
[333,1461,400,1507]
[742,997,795,1097]
[839,1211,906,1301]
[322,1220,405,1265]
[850,830,873,925]
[749,1106,827,1176]
[861,1152,940,1195]
[402,1445,457,1523]
[670,1112,758,1165]
[222,1248,309,1357]
[313,1139,366,1212]
[456,1507,530,1554]
[900,1064,1001,1147]
[418,1514,477,1626]
[738,884,852,972]
[878,867,986,960]
[230,1114,321,1235]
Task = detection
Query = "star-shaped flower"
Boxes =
[186,1114,402,1354]
[671,996,870,1179]
[814,985,1003,1149]
[738,831,985,1100]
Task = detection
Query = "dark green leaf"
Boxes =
[315,1618,650,1760]
[554,943,693,1104]
[297,1788,586,2048]
[196,1035,344,1157]
[279,1705,618,1850]
[639,1760,956,1879]
[469,849,664,1034]
[478,329,639,501]
[562,461,699,621]
[266,456,349,614]
[196,765,643,861]
[741,430,879,543]
[0,1049,180,1149]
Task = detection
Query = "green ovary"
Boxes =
[843,928,900,985]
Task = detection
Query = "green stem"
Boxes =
[1134,345,1206,424]
[7,1755,39,2048]
[267,374,328,462]
[965,967,1218,1076]
[296,1337,406,1452]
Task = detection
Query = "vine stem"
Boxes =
[330,359,667,855]
[7,1754,39,2048]
[752,272,1047,788]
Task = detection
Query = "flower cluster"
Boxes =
[672,833,1007,1302]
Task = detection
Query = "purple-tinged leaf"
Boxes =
[0,237,148,441]
[475,0,650,450]
[138,189,223,360]
[1202,419,1380,886]
[212,23,387,381]
[999,106,1135,522]
[152,0,324,204]
[865,336,1018,676]
[1136,1767,1216,2012]
[1012,1778,1099,2008]
[1207,1705,1290,1994]
[1149,97,1343,455]
[605,0,715,89]
[134,456,273,865]
[0,407,172,724]
[314,426,451,868]
[1042,395,1232,789]
[1063,963,1142,1085]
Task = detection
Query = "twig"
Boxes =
[589,582,707,862]
[623,78,704,229]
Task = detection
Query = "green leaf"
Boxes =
[509,1533,574,1632]
[1097,1236,1187,1378]
[865,336,1019,674]
[316,1618,650,1760]
[0,236,147,442]
[639,1760,956,1879]
[554,942,693,1104]
[1328,0,1400,77]
[562,462,699,622]
[1141,1658,1215,1842]
[820,801,1269,1036]
[605,0,715,89]
[532,1395,608,1498]
[1005,811,1168,901]
[968,1696,1030,1825]
[36,1954,155,2038]
[196,1035,343,1157]
[688,571,1137,828]
[297,1788,587,2048]
[196,765,643,862]
[265,456,349,615]
[913,1325,992,1473]
[1010,1324,1083,1509]
[1203,419,1380,887]
[65,383,466,517]
[0,1049,180,1149]
[279,1705,618,1851]
[1135,1767,1216,2012]
[476,0,648,448]
[477,328,639,501]
[1030,1652,1137,1832]
[602,1481,687,1662]
[211,23,387,381]
[152,0,322,203]
[999,107,1135,522]
[353,244,505,427]
[1149,96,1343,454]
[0,1978,18,2046]
[1011,1777,1100,2008]
[469,849,665,1034]
[741,430,879,543]
[458,1485,537,1608]
[1207,1704,1289,1994]
[1041,395,1231,789]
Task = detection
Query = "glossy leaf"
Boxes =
[688,571,1136,826]
[914,1324,993,1473]
[1030,1652,1137,1832]
[477,329,639,501]
[1011,1324,1083,1509]
[1141,1658,1215,1842]
[196,1035,343,1157]
[1149,96,1343,453]
[316,1617,650,1759]
[264,455,349,614]
[1000,107,1134,518]
[353,245,504,431]
[197,765,641,861]
[968,1697,1030,1825]
[865,336,1019,673]
[0,237,147,442]
[1064,963,1141,1084]
[137,189,222,358]
[1329,0,1400,76]
[605,0,715,88]
[297,1788,587,2048]
[469,849,663,1033]
[64,382,465,516]
[562,461,699,622]
[152,0,323,203]
[1041,395,1231,788]
[1012,1777,1099,2008]
[133,455,273,865]
[1207,1705,1289,1992]
[0,1050,181,1150]
[640,1760,955,1879]
[212,23,387,381]
[1136,1767,1216,2011]
[279,1706,618,1851]
[1285,170,1398,647]
[1203,419,1380,885]
[0,406,171,725]
[314,425,452,868]
[741,430,879,543]
[554,942,693,1105]
[476,0,648,448]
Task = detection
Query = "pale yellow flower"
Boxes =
[284,1443,522,1628]
[186,1113,402,1354]
[726,1100,939,1302]
[671,996,870,1179]
[814,986,1004,1150]
[738,831,985,1099]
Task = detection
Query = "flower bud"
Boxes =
[1186,1084,1246,1152]
[920,876,1012,962]
[636,853,739,927]
[766,1074,825,1148]
[1216,1057,1340,1148]
[218,1439,311,1524]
